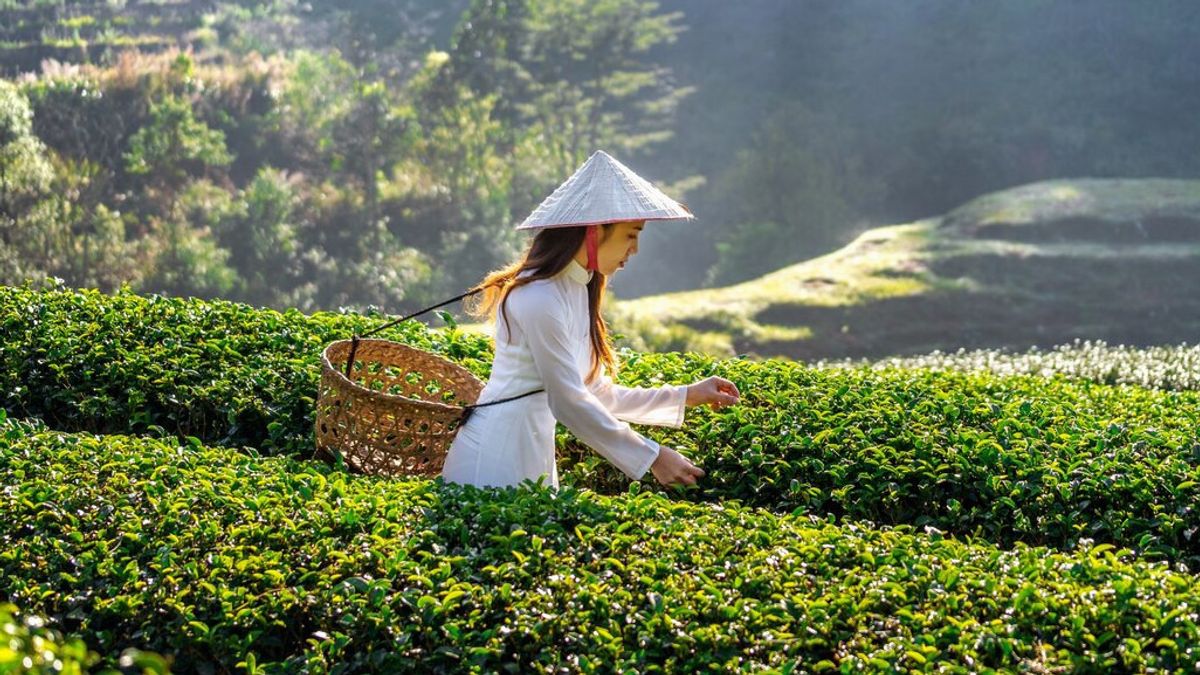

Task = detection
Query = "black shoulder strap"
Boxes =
[344,289,482,378]
[339,288,545,420]
[457,387,546,425]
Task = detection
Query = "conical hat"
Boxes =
[516,150,694,230]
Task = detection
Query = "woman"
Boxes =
[440,151,740,491]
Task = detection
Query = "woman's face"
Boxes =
[595,220,646,275]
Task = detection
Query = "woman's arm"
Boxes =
[512,291,661,481]
[586,371,687,428]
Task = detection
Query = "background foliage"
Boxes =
[1,0,1197,306]
[0,0,688,313]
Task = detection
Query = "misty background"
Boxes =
[1,0,1198,318]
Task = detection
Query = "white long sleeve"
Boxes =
[507,287,661,481]
[587,370,687,428]
[442,259,679,491]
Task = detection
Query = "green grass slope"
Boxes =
[615,178,1200,360]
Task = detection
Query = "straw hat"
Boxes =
[516,150,694,231]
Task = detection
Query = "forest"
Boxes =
[2,0,1198,312]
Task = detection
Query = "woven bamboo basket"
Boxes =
[315,338,484,477]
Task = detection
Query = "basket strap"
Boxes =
[458,387,546,425]
[362,288,483,339]
[344,288,485,378]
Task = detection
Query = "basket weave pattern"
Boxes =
[315,339,483,477]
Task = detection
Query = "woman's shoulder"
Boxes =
[507,277,560,301]
[505,277,567,318]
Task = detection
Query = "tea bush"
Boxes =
[604,352,1200,566]
[10,284,1200,567]
[816,339,1200,392]
[0,281,493,457]
[5,420,1200,673]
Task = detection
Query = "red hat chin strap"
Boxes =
[585,224,600,272]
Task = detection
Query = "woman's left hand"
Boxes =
[685,376,740,409]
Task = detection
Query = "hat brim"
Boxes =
[516,212,694,231]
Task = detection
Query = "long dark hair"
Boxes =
[465,224,617,384]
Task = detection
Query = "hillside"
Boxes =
[613,178,1200,360]
[0,0,228,76]
[0,1,463,77]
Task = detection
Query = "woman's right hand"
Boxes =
[650,445,705,488]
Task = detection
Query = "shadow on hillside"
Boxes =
[750,254,1200,360]
[956,216,1200,243]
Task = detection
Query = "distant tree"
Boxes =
[0,79,55,284]
[328,80,415,238]
[123,176,236,300]
[0,81,147,291]
[272,50,358,174]
[45,156,147,291]
[124,94,234,197]
[409,84,526,294]
[433,0,688,165]
[275,51,412,231]
[0,79,52,216]
[300,0,467,82]
[210,167,305,307]
[706,102,883,286]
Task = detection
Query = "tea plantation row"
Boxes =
[603,352,1200,566]
[817,339,1200,392]
[8,283,1200,568]
[0,281,493,455]
[6,417,1200,673]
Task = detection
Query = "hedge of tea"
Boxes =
[817,339,1200,392]
[6,421,1200,673]
[11,284,1200,567]
[0,281,494,457]
[597,352,1200,566]
[8,284,1197,471]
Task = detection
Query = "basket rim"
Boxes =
[320,338,483,414]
